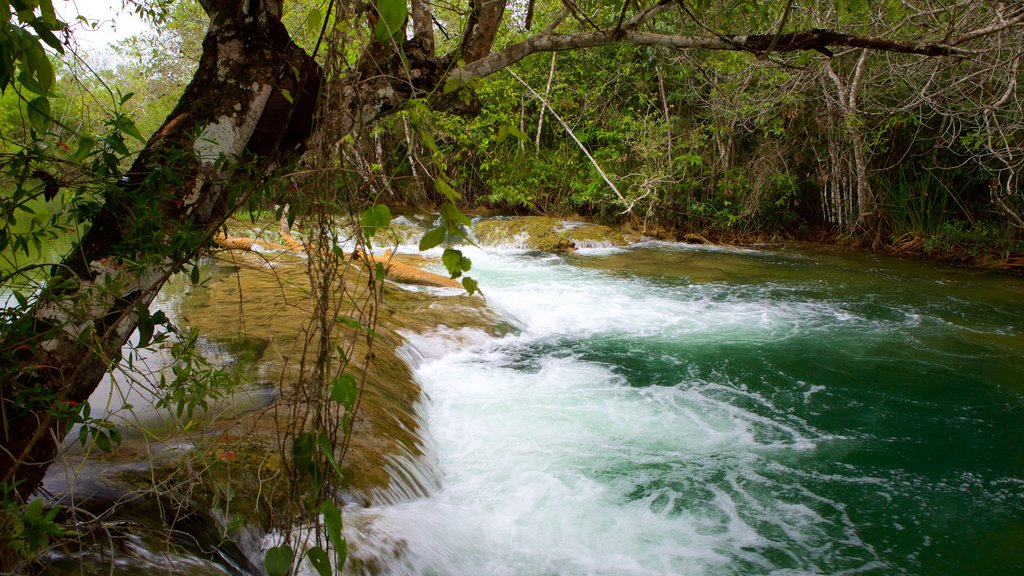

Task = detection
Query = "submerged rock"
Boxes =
[473,216,627,252]
[39,228,511,574]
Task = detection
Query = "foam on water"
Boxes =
[341,245,919,575]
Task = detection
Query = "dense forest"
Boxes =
[5,1,1023,258]
[2,0,1023,572]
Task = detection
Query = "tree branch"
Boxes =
[458,0,508,63]
[449,28,972,83]
[953,10,1024,45]
[411,0,436,52]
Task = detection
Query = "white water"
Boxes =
[345,246,883,575]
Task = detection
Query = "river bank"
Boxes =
[32,211,1024,574]
[38,217,511,574]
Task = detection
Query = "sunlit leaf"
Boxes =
[360,204,391,238]
[304,7,322,37]
[374,0,407,44]
[434,178,460,202]
[419,226,446,251]
[27,96,50,132]
[442,248,471,279]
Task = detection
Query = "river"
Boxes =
[347,237,1024,575]
[8,218,1024,575]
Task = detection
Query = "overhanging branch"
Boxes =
[448,28,973,83]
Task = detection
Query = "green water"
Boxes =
[365,241,1024,575]
[577,245,1024,574]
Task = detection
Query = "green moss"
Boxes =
[474,217,575,252]
[473,216,629,252]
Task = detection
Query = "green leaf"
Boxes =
[374,0,407,43]
[441,248,471,279]
[338,317,362,330]
[322,499,348,568]
[280,89,293,104]
[16,70,54,97]
[316,432,345,479]
[306,546,331,576]
[462,277,480,296]
[497,124,528,143]
[136,303,154,348]
[440,202,471,226]
[375,262,386,281]
[418,226,446,251]
[72,136,95,161]
[31,21,63,54]
[116,116,145,143]
[264,545,294,576]
[26,497,43,518]
[292,432,316,475]
[304,7,323,37]
[359,204,391,238]
[94,430,112,452]
[321,500,344,552]
[108,427,121,447]
[434,178,461,202]
[104,132,130,155]
[27,96,50,132]
[190,265,200,285]
[330,373,357,411]
[26,43,54,90]
[39,0,56,25]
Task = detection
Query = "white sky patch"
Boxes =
[55,0,149,59]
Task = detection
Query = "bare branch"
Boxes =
[953,10,1024,45]
[524,0,536,30]
[543,7,569,34]
[765,0,796,55]
[626,0,673,28]
[507,69,629,209]
[449,28,973,83]
[561,0,601,31]
[615,0,633,34]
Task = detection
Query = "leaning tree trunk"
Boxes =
[0,0,320,509]
[0,0,505,528]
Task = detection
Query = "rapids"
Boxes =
[345,238,1024,576]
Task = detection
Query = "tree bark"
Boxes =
[1,0,320,504]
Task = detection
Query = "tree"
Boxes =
[2,0,1020,567]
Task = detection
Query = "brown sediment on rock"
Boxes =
[473,216,627,252]
[683,232,711,245]
[212,232,292,252]
[216,217,463,290]
[107,247,503,517]
[279,213,308,252]
[354,249,463,289]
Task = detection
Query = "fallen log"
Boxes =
[216,211,466,290]
[353,249,464,289]
[213,233,292,252]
